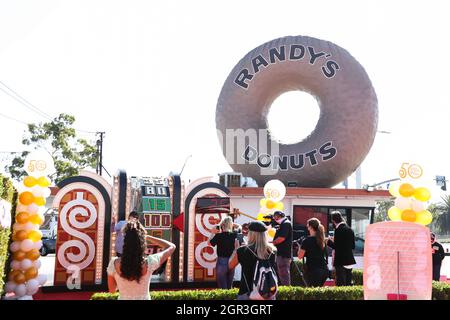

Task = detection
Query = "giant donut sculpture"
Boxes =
[216,35,378,188]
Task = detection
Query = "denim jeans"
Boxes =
[216,257,235,289]
[276,256,292,286]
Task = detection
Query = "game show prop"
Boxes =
[216,35,378,188]
[364,164,432,300]
[5,150,54,298]
[257,180,286,238]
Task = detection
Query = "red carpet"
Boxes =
[33,290,95,300]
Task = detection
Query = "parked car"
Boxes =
[40,236,57,256]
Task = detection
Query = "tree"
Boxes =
[428,195,450,236]
[6,113,97,184]
[374,199,395,223]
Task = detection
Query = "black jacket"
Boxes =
[328,223,356,267]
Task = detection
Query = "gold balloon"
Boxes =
[9,270,22,281]
[266,200,275,209]
[388,207,402,221]
[19,192,35,205]
[28,230,42,242]
[16,212,30,224]
[25,267,39,281]
[416,210,433,226]
[24,176,38,188]
[13,251,27,261]
[15,230,28,241]
[413,187,431,202]
[399,183,415,198]
[26,249,41,261]
[34,197,46,206]
[275,202,284,211]
[268,229,276,238]
[14,272,26,284]
[401,209,417,222]
[37,176,50,187]
[29,214,43,225]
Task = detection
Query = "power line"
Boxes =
[0,111,29,125]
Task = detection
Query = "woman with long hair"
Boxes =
[297,218,329,287]
[209,216,239,289]
[107,220,175,300]
[229,221,277,300]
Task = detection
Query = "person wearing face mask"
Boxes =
[271,211,293,286]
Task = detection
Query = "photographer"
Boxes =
[209,216,239,289]
[271,211,293,286]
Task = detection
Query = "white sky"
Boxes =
[1,0,449,200]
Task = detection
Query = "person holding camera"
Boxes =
[209,216,239,289]
[271,211,293,286]
[297,218,329,287]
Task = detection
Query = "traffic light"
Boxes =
[436,175,447,191]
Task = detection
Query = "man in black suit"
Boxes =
[327,211,356,286]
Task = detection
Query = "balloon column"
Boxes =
[5,150,55,299]
[387,181,432,226]
[257,180,286,239]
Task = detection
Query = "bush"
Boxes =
[91,282,450,300]
[0,174,17,297]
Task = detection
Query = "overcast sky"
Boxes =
[1,0,449,200]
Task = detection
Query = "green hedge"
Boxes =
[0,174,17,297]
[91,282,450,300]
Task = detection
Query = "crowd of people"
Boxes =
[107,210,446,300]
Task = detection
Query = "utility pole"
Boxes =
[96,132,105,176]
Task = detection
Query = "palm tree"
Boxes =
[374,199,395,223]
[428,195,450,236]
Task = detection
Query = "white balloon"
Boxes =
[411,199,426,213]
[24,149,55,177]
[37,274,47,286]
[11,260,21,270]
[263,180,286,202]
[395,197,411,211]
[24,222,38,231]
[28,203,40,214]
[16,184,32,194]
[10,241,21,252]
[33,240,43,250]
[16,204,29,214]
[5,281,17,293]
[14,284,27,298]
[13,223,26,231]
[42,187,51,198]
[31,186,44,198]
[25,279,40,296]
[33,260,42,269]
[20,239,35,252]
[20,259,33,271]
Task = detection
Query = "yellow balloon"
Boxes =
[399,183,415,198]
[388,181,401,198]
[37,176,50,187]
[28,230,42,242]
[34,197,46,206]
[388,206,402,221]
[413,187,431,202]
[266,200,275,209]
[257,213,265,221]
[29,214,44,225]
[275,202,284,211]
[401,209,417,222]
[24,176,37,188]
[260,199,267,208]
[268,229,276,238]
[416,210,433,226]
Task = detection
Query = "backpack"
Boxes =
[243,247,278,300]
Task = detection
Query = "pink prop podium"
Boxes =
[364,221,432,300]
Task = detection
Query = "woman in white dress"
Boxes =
[107,221,176,300]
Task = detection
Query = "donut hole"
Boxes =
[266,90,320,144]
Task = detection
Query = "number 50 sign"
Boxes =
[399,163,423,180]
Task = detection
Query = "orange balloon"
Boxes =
[15,230,29,241]
[14,272,27,284]
[13,251,27,261]
[28,230,42,242]
[19,192,35,205]
[24,176,38,188]
[37,176,50,187]
[25,267,39,280]
[26,249,41,261]
[399,183,415,198]
[16,212,30,224]
[34,197,46,206]
[401,209,417,222]
[29,214,43,225]
[9,270,22,281]
[266,200,275,209]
